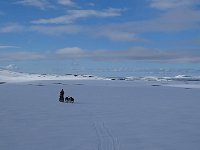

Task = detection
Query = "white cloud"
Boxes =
[87,3,95,7]
[56,47,82,55]
[95,6,200,40]
[95,29,138,42]
[0,23,82,35]
[0,45,20,49]
[30,25,81,35]
[1,46,199,63]
[1,6,199,42]
[15,0,53,10]
[149,0,200,10]
[57,0,77,7]
[56,47,88,58]
[55,46,200,63]
[1,1,199,43]
[0,52,45,61]
[0,24,25,33]
[31,8,125,24]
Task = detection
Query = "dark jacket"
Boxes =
[60,89,64,97]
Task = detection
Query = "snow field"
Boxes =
[0,80,200,150]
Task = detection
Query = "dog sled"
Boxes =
[59,96,74,103]
[59,89,74,103]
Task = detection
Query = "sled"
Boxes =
[59,96,64,102]
[59,96,74,103]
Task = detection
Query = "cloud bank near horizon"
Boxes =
[1,46,200,64]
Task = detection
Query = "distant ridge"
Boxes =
[0,69,105,82]
[1,69,200,83]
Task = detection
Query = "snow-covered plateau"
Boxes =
[0,69,200,150]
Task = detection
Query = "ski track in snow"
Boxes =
[93,121,120,150]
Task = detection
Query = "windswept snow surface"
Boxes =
[1,80,200,150]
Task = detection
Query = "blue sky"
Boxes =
[0,0,200,76]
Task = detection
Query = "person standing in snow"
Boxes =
[59,89,64,102]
